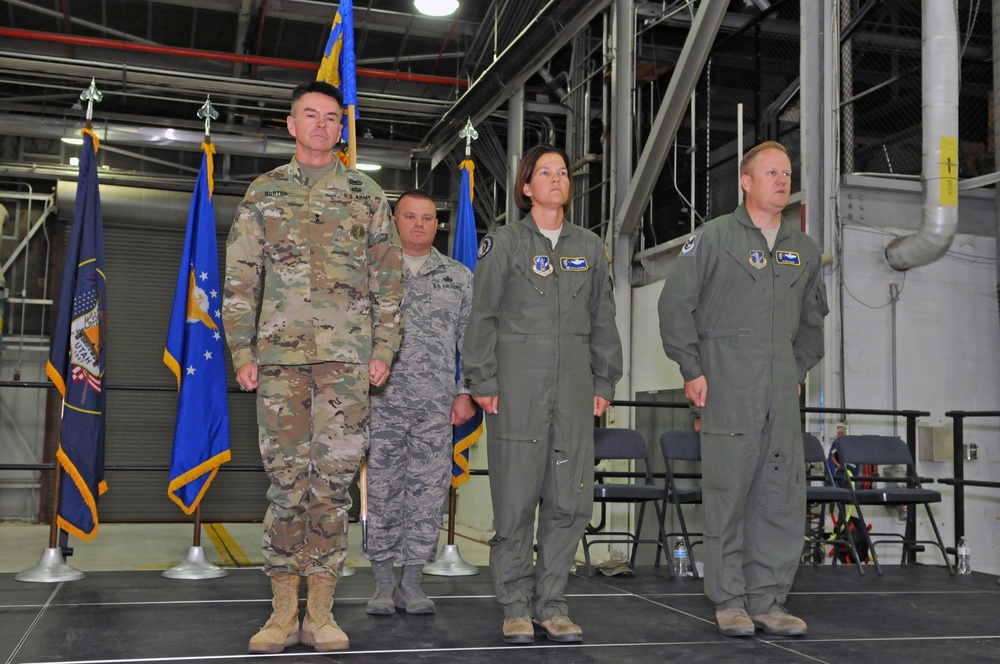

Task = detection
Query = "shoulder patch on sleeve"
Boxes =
[477,236,494,259]
[680,234,698,255]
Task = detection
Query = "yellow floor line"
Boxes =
[205,523,254,567]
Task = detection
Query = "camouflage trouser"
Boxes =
[257,361,369,577]
[365,404,451,565]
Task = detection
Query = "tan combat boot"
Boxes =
[300,573,350,651]
[248,574,301,654]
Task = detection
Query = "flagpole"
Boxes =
[316,3,359,576]
[425,117,480,577]
[17,78,104,583]
[347,106,357,168]
[164,96,227,580]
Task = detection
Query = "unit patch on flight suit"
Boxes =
[749,250,767,269]
[775,251,801,266]
[681,234,698,255]
[478,236,494,259]
[559,257,589,271]
[533,256,554,276]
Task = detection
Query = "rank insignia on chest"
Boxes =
[560,256,588,271]
[749,250,767,269]
[351,224,367,240]
[478,236,494,259]
[775,250,801,266]
[681,234,698,255]
[533,255,554,276]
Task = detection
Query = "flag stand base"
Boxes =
[163,546,228,580]
[16,548,85,583]
[423,544,480,576]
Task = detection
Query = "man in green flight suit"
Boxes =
[658,141,828,637]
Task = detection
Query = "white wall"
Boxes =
[837,226,1000,575]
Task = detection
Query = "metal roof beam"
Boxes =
[614,0,727,238]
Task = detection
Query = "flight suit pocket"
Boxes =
[762,449,798,513]
[550,447,587,501]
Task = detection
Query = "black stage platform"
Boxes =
[3,564,999,663]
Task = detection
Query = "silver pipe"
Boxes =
[885,0,960,270]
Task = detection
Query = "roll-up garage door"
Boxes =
[77,219,267,522]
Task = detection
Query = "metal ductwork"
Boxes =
[885,0,959,270]
[423,0,612,168]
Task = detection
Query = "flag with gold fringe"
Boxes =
[46,128,107,541]
[451,159,482,488]
[317,1,357,117]
[163,143,231,514]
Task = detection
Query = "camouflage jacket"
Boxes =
[222,157,403,369]
[372,247,472,415]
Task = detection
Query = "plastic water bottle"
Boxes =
[957,537,971,575]
[673,539,689,577]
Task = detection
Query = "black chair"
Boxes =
[582,427,667,576]
[802,433,866,575]
[658,429,703,579]
[834,435,955,576]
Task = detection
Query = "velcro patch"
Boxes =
[560,257,588,271]
[775,251,801,266]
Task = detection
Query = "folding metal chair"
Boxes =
[834,434,955,576]
[802,433,865,575]
[582,428,667,576]
[658,429,703,579]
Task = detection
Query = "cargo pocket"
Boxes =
[762,449,797,513]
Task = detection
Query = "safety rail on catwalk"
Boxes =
[938,410,1000,571]
[0,387,935,510]
[5,381,986,572]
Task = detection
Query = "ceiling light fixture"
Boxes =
[61,137,84,145]
[414,0,459,18]
[355,162,382,171]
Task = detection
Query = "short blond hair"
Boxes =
[739,141,787,176]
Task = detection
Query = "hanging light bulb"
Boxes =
[414,0,459,17]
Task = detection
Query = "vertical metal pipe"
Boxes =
[611,0,633,427]
[885,0,960,269]
[506,86,525,225]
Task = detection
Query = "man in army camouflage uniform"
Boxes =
[365,189,475,616]
[222,80,403,654]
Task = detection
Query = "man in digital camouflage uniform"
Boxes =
[365,189,475,616]
[222,80,403,654]
[658,141,828,638]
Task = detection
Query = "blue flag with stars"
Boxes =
[46,128,108,541]
[164,144,231,514]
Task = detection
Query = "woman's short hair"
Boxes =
[513,144,573,214]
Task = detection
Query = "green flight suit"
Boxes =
[657,205,828,615]
[462,214,623,621]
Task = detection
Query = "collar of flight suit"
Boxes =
[519,211,574,240]
[732,203,793,246]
